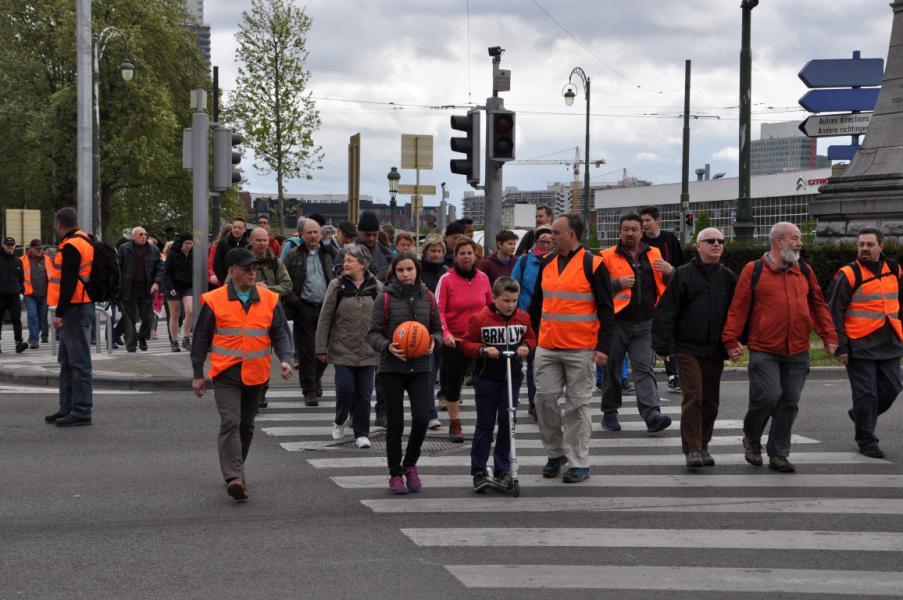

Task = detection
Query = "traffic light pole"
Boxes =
[680,59,691,244]
[190,90,209,326]
[484,96,503,254]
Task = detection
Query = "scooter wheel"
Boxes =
[510,480,520,497]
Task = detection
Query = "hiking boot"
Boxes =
[182,335,191,350]
[685,451,705,469]
[562,467,590,483]
[646,413,672,433]
[226,479,249,501]
[403,465,422,492]
[601,413,621,432]
[542,456,568,478]
[303,392,319,407]
[448,419,464,443]
[701,450,716,467]
[859,446,885,459]
[472,471,490,493]
[768,455,796,473]
[388,475,408,495]
[742,437,763,467]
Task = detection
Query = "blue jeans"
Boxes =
[471,373,522,475]
[23,295,48,343]
[334,365,375,439]
[58,303,94,419]
[846,357,901,450]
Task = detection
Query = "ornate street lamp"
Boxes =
[387,166,400,227]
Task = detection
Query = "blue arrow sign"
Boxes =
[827,143,861,161]
[798,88,879,113]
[799,58,884,88]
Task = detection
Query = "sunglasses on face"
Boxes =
[700,238,725,245]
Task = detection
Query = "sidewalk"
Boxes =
[0,320,312,391]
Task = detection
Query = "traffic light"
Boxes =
[685,211,694,230]
[487,108,515,162]
[213,126,242,191]
[450,110,481,186]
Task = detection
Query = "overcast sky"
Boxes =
[205,0,894,212]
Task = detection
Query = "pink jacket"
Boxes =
[436,267,492,338]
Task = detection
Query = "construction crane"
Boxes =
[508,147,606,215]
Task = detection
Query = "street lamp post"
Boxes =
[387,166,400,227]
[735,0,759,240]
[563,67,592,240]
[92,27,134,239]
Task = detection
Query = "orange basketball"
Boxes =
[392,320,432,359]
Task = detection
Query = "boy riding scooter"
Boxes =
[461,276,536,493]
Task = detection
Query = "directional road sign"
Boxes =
[799,112,872,138]
[798,58,884,88]
[397,184,436,196]
[798,88,879,113]
[828,143,861,161]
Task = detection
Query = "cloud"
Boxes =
[712,146,739,161]
[636,152,664,162]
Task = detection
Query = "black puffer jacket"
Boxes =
[420,259,447,293]
[652,257,738,360]
[368,280,443,373]
[165,248,193,291]
[0,251,23,296]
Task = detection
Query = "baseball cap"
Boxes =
[225,247,256,269]
[3,237,15,246]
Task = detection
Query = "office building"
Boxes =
[752,121,832,177]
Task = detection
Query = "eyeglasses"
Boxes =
[700,239,725,245]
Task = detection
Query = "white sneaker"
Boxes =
[355,436,371,449]
[428,418,442,430]
[331,424,345,440]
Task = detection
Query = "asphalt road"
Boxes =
[2,377,902,600]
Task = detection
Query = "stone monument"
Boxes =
[814,0,903,242]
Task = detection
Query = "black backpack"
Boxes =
[76,234,121,306]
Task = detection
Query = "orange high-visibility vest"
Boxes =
[538,248,603,350]
[839,260,903,341]
[20,254,53,296]
[47,230,94,308]
[600,245,667,314]
[202,285,279,385]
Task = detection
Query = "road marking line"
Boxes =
[363,496,903,515]
[309,451,883,469]
[404,528,903,551]
[443,565,903,594]
[332,473,903,489]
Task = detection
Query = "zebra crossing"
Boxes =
[258,384,903,595]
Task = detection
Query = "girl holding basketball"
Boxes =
[368,252,443,495]
[435,239,493,442]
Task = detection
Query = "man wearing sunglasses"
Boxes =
[722,221,837,474]
[653,228,737,468]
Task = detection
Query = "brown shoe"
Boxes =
[768,455,796,473]
[742,437,762,467]
[449,419,464,443]
[303,392,319,407]
[226,479,249,501]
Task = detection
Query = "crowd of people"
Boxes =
[24,203,901,501]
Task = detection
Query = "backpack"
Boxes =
[76,234,121,306]
[739,257,814,344]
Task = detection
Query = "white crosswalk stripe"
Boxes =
[256,379,902,595]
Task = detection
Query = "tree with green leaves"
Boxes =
[226,0,322,234]
[0,0,207,241]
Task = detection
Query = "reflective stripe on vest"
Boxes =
[599,244,667,314]
[840,261,903,341]
[538,248,602,350]
[20,254,53,296]
[47,230,94,308]
[203,285,280,385]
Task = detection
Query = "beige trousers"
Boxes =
[533,347,595,468]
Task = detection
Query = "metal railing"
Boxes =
[48,304,114,355]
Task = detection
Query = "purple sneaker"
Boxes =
[403,465,422,493]
[388,475,408,495]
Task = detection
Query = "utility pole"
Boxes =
[680,59,692,244]
[735,0,759,240]
[76,0,93,233]
[189,90,209,325]
[211,66,221,231]
[439,182,449,233]
[483,46,511,254]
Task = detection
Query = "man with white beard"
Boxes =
[721,222,838,473]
